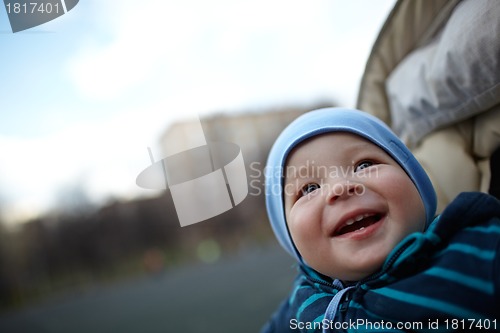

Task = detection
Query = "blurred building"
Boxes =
[159,107,312,175]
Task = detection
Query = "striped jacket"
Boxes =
[262,192,500,332]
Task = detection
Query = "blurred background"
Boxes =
[0,0,395,332]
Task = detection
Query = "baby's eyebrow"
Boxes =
[344,140,373,153]
[284,165,325,186]
[283,169,301,183]
[283,164,314,180]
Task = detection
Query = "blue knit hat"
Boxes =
[265,107,437,263]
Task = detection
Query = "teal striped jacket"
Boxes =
[262,192,500,332]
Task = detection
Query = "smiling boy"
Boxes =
[262,108,500,332]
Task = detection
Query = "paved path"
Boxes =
[0,244,296,333]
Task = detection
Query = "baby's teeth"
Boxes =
[346,214,369,226]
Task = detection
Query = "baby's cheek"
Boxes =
[288,209,318,248]
[377,167,414,194]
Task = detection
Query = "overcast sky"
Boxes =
[0,0,396,226]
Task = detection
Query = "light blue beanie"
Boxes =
[265,107,437,263]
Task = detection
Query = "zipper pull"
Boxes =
[340,292,351,313]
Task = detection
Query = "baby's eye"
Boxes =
[355,160,374,172]
[300,183,321,197]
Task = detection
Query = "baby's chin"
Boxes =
[303,247,389,282]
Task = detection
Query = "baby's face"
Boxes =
[284,132,425,281]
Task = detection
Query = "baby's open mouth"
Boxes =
[335,213,383,236]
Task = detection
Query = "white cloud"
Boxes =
[66,0,395,106]
[0,102,173,225]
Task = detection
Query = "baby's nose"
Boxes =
[325,180,363,204]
